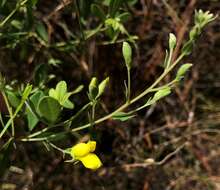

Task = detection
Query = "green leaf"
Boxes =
[181,40,194,55]
[91,4,106,21]
[49,81,65,101]
[122,41,132,69]
[34,64,48,86]
[37,96,61,123]
[71,85,84,95]
[0,0,7,7]
[10,20,23,30]
[62,99,74,109]
[49,88,57,99]
[55,81,67,100]
[31,0,38,6]
[109,0,123,17]
[6,91,20,108]
[26,91,44,131]
[48,58,62,67]
[85,24,103,40]
[36,22,48,43]
[127,0,138,5]
[78,0,93,18]
[176,63,193,80]
[105,18,127,34]
[152,87,171,102]
[61,93,74,109]
[112,111,136,121]
[49,81,76,109]
[118,12,131,23]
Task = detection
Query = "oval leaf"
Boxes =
[112,111,135,121]
[37,96,61,123]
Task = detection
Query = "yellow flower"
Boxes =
[71,143,90,158]
[70,141,102,170]
[79,153,102,170]
[87,141,96,152]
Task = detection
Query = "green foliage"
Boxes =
[0,3,217,176]
[112,111,135,121]
[91,4,106,21]
[26,90,44,131]
[33,64,48,87]
[152,87,171,103]
[6,91,20,108]
[109,0,123,17]
[36,22,48,43]
[176,64,193,80]
[37,96,61,124]
[88,77,109,101]
[182,10,217,55]
[49,81,83,109]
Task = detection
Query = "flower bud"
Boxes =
[169,33,176,50]
[176,63,193,80]
[89,77,98,100]
[122,41,132,69]
[97,77,109,98]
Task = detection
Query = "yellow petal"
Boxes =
[71,143,90,158]
[79,153,102,170]
[87,141,96,152]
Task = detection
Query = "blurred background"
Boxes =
[0,0,220,189]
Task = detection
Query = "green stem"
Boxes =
[2,91,15,137]
[21,132,67,142]
[26,102,91,139]
[75,0,85,41]
[21,53,185,141]
[0,89,31,138]
[131,80,178,113]
[0,0,28,28]
[166,48,173,69]
[48,141,65,154]
[64,102,91,125]
[127,68,131,103]
[0,113,4,127]
[70,53,185,132]
[91,103,96,127]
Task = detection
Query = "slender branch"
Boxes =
[22,53,185,141]
[1,91,14,137]
[122,142,186,169]
[24,102,91,139]
[48,141,65,154]
[0,113,5,127]
[70,53,185,133]
[0,88,31,138]
[126,68,131,103]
